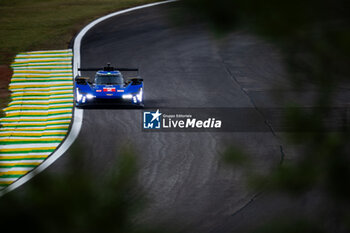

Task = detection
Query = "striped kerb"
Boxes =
[0,49,73,189]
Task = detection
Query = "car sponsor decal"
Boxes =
[103,87,116,92]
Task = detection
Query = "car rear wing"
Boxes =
[78,63,139,73]
[78,68,139,71]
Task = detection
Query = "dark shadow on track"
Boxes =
[77,104,144,110]
[77,98,166,110]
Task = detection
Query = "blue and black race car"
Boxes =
[75,64,143,107]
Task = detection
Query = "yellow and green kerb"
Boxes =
[0,49,74,190]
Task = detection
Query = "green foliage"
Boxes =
[181,0,350,232]
[0,144,157,233]
[252,218,325,233]
[222,146,249,167]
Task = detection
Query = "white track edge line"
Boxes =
[0,0,177,196]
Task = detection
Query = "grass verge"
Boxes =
[0,0,161,65]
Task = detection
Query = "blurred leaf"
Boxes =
[252,218,325,233]
[222,146,250,167]
[0,143,160,233]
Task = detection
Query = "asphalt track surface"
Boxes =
[59,3,286,232]
[17,2,334,232]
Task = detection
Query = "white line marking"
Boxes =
[0,0,177,196]
[0,160,46,164]
[21,49,73,54]
[0,178,18,182]
[0,143,60,149]
[0,130,68,134]
[0,167,34,172]
[0,116,72,121]
[0,153,49,157]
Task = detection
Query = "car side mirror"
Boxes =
[75,76,91,85]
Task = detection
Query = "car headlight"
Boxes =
[76,88,83,102]
[122,94,133,99]
[86,94,95,99]
[122,88,142,102]
[76,88,95,103]
[136,88,143,102]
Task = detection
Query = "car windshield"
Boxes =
[95,73,124,85]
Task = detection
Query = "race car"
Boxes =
[75,64,143,107]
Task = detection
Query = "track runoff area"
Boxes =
[0,49,74,192]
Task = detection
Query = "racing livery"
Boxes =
[75,64,143,107]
